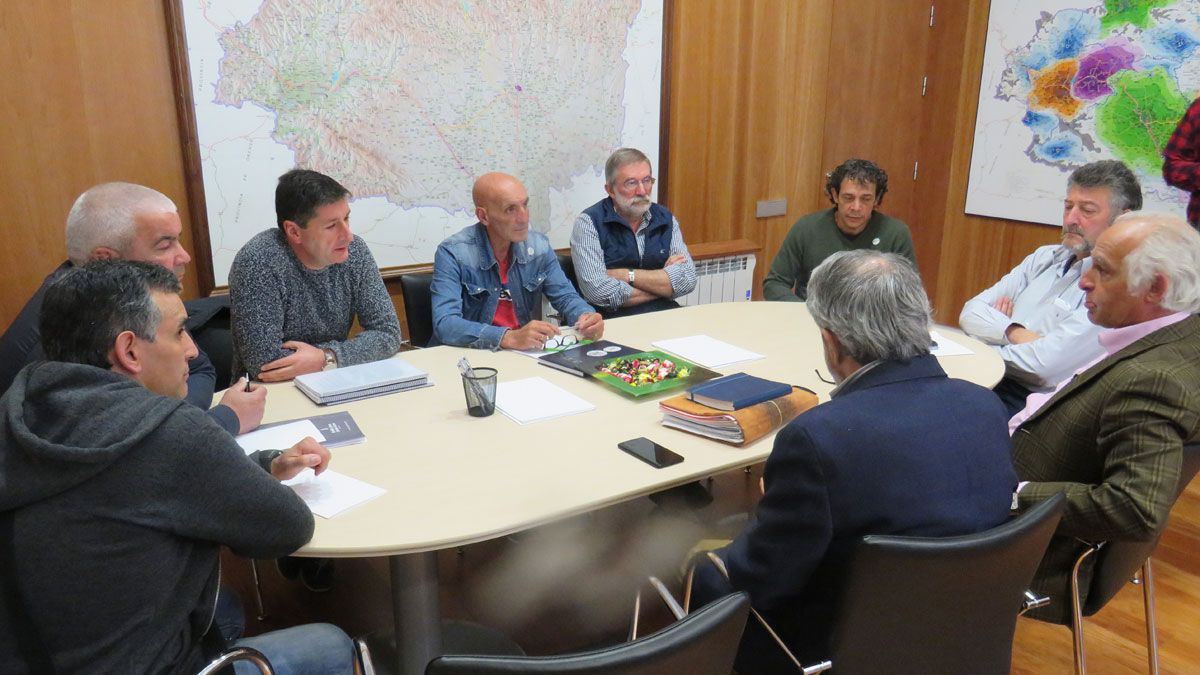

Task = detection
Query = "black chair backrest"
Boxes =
[425,592,749,675]
[829,493,1067,675]
[557,253,581,295]
[187,295,233,392]
[1083,443,1200,616]
[399,272,434,348]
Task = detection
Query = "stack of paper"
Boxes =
[236,419,326,455]
[495,377,595,424]
[930,331,973,357]
[294,358,430,405]
[652,335,764,369]
[283,469,386,518]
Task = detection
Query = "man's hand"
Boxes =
[606,267,630,282]
[991,296,1015,317]
[500,320,560,350]
[218,377,267,434]
[665,254,687,267]
[259,341,326,382]
[574,312,604,340]
[270,436,331,480]
[1005,324,1042,344]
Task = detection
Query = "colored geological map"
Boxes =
[965,0,1200,225]
[181,1,664,284]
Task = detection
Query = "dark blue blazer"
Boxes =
[715,354,1016,668]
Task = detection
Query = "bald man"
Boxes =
[1010,212,1200,623]
[431,172,603,349]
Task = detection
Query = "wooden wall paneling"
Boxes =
[0,3,92,331]
[0,2,198,333]
[666,0,832,298]
[910,0,972,307]
[931,0,1060,324]
[820,0,932,233]
[71,1,199,301]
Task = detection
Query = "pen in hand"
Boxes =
[244,373,252,392]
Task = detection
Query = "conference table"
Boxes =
[256,301,1003,674]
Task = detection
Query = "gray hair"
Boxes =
[65,182,177,264]
[40,260,181,369]
[1117,212,1200,313]
[806,250,932,363]
[604,148,652,186]
[1068,160,1143,215]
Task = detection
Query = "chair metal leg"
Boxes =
[1070,545,1100,675]
[1141,560,1160,675]
[249,559,268,621]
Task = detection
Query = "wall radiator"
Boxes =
[677,253,756,306]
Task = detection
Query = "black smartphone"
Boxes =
[618,437,684,468]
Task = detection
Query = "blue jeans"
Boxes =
[232,623,356,675]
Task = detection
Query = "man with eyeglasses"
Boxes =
[763,158,915,302]
[570,147,697,318]
[431,172,604,350]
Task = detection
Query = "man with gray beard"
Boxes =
[959,160,1142,415]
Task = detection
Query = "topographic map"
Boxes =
[181,1,664,285]
[966,0,1199,225]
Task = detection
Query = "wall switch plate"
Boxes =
[756,199,787,218]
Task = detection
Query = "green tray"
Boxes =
[591,350,703,397]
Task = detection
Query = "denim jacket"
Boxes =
[431,223,595,349]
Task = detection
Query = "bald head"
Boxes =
[473,172,530,255]
[1081,211,1200,327]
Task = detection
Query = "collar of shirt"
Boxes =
[1009,310,1191,435]
[1097,311,1191,356]
[830,360,883,398]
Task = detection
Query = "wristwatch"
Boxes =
[627,269,636,284]
[322,348,338,370]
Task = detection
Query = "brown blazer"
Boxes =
[1012,314,1200,623]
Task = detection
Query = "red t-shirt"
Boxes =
[492,256,519,329]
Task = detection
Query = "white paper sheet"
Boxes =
[282,469,386,518]
[495,377,595,425]
[930,331,974,357]
[236,420,326,456]
[652,335,765,368]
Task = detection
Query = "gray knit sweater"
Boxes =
[229,229,402,378]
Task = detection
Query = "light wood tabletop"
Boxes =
[245,300,1001,673]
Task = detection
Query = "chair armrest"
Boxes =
[695,552,832,674]
[629,575,687,640]
[196,647,273,675]
[1020,589,1051,615]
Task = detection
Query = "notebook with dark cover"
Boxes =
[258,411,366,448]
[687,372,793,411]
[537,340,643,377]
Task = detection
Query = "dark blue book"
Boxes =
[687,372,792,411]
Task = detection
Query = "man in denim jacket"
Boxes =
[431,172,604,349]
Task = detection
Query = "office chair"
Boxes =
[685,493,1066,674]
[187,294,233,392]
[1066,443,1200,675]
[197,646,272,675]
[399,272,435,348]
[556,253,581,295]
[426,591,749,675]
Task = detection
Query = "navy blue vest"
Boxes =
[581,198,674,270]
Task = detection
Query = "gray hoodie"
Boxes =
[0,361,314,674]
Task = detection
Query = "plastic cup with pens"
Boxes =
[457,357,498,417]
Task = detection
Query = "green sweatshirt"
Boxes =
[763,208,916,301]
